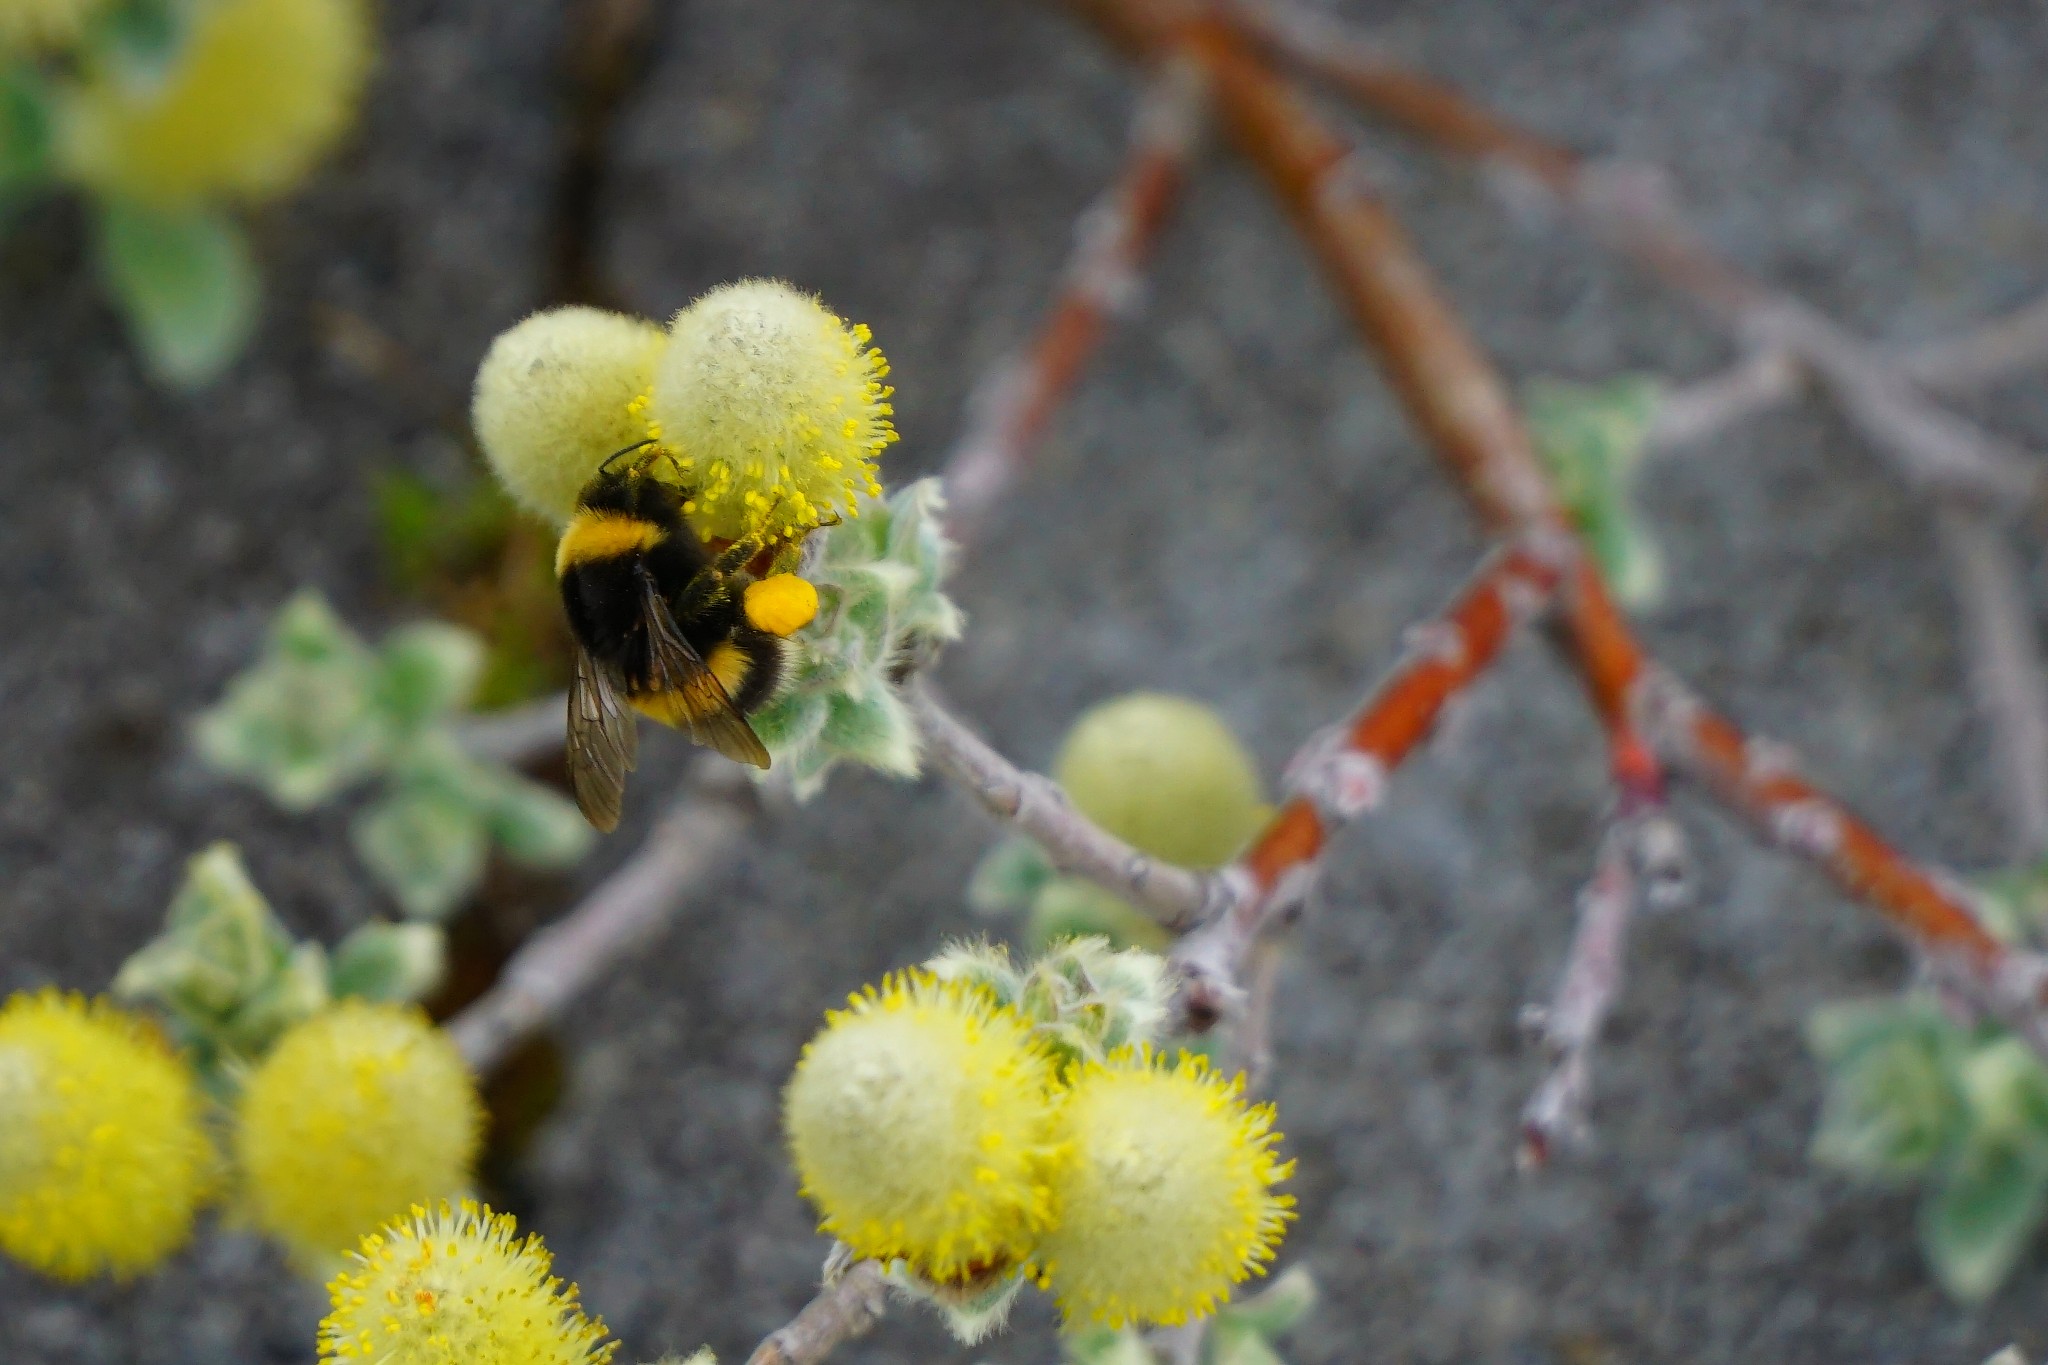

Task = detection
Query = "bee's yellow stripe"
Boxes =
[555,512,667,578]
[630,643,753,728]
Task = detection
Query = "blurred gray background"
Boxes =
[4,0,2048,1360]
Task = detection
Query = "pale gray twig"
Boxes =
[1518,823,1638,1168]
[1936,508,2048,857]
[744,1258,890,1365]
[447,760,749,1072]
[907,682,1217,931]
[452,693,565,766]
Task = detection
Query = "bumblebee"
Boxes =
[555,442,808,831]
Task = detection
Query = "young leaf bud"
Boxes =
[1055,693,1264,870]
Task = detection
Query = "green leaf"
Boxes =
[483,769,595,869]
[1808,998,1967,1181]
[1028,877,1170,953]
[112,842,328,1068]
[1206,1326,1285,1365]
[95,197,259,390]
[352,786,491,921]
[330,922,446,1003]
[1525,376,1665,607]
[0,65,53,198]
[1065,1327,1157,1365]
[750,689,830,754]
[86,0,191,91]
[192,593,385,810]
[820,689,917,775]
[1215,1264,1318,1337]
[375,622,485,737]
[966,836,1056,916]
[1920,1122,2048,1302]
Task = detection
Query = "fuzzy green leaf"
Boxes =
[1808,998,1967,1182]
[1525,376,1664,607]
[483,769,595,869]
[966,836,1056,916]
[1028,877,1170,953]
[749,689,830,754]
[329,922,446,1003]
[1215,1264,1318,1338]
[352,786,491,921]
[0,65,52,200]
[96,198,259,390]
[1920,1122,2048,1302]
[193,593,386,810]
[87,0,190,89]
[1065,1328,1157,1365]
[113,842,329,1067]
[375,622,485,737]
[821,689,918,774]
[1206,1327,1286,1365]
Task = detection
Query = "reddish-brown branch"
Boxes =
[1175,538,1566,1020]
[1225,0,2048,861]
[1065,0,2047,1052]
[942,56,1206,540]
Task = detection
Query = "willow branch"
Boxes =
[447,762,749,1072]
[942,55,1206,542]
[1062,0,2048,1053]
[1173,537,1568,1024]
[1227,0,2048,858]
[907,682,1216,931]
[744,1258,890,1365]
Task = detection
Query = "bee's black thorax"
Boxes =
[556,467,783,710]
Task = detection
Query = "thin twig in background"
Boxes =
[1649,290,2048,454]
[453,694,565,766]
[1517,824,1638,1169]
[744,1257,890,1365]
[446,761,749,1072]
[942,55,1207,541]
[1229,0,2048,861]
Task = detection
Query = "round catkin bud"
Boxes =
[0,0,106,49]
[0,990,214,1280]
[236,1001,481,1268]
[473,306,670,525]
[318,1200,616,1365]
[648,279,896,543]
[58,0,371,204]
[1054,693,1264,870]
[783,970,1063,1283]
[1036,1048,1294,1330]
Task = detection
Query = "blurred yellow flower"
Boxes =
[61,0,372,204]
[0,989,214,1280]
[0,0,106,50]
[236,1000,481,1269]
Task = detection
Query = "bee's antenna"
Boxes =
[599,439,659,474]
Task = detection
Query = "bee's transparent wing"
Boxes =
[638,573,772,770]
[567,645,638,831]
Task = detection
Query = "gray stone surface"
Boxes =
[3,0,2047,1361]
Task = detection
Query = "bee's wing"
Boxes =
[639,573,773,770]
[567,645,638,832]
